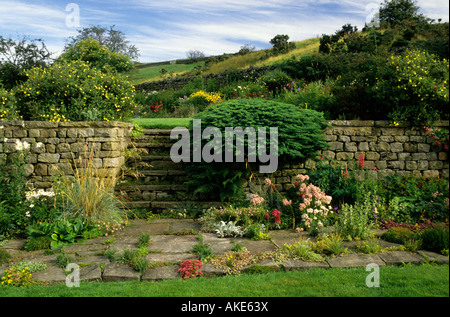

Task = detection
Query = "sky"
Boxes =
[1,0,449,63]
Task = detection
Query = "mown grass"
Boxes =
[1,265,448,297]
[132,117,192,129]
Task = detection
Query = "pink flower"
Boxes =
[264,178,272,186]
[343,167,349,178]
[282,199,292,206]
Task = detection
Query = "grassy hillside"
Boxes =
[129,37,320,84]
[128,61,205,85]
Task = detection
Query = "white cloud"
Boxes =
[1,0,448,62]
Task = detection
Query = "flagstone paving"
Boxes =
[0,218,448,286]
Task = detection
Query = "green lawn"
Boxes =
[1,265,448,297]
[132,117,192,129]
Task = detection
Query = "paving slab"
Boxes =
[169,220,202,234]
[145,252,197,264]
[231,239,277,254]
[282,259,330,271]
[142,265,180,281]
[201,263,225,278]
[79,264,102,282]
[417,250,449,264]
[32,265,67,285]
[63,244,105,254]
[377,251,425,266]
[102,262,141,282]
[327,253,385,268]
[148,235,199,253]
[202,233,234,254]
[2,239,25,250]
[269,230,308,248]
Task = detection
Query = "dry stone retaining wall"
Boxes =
[1,120,448,199]
[0,121,134,190]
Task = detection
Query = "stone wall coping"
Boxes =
[326,120,449,128]
[0,120,135,129]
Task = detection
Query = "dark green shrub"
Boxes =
[260,69,292,94]
[185,99,330,201]
[382,227,417,244]
[22,236,52,251]
[420,225,449,254]
[194,99,329,161]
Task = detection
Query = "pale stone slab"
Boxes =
[201,263,225,278]
[145,252,196,264]
[142,265,180,281]
[102,263,141,282]
[417,250,449,264]
[377,251,425,265]
[79,264,102,282]
[32,265,67,285]
[282,259,330,271]
[327,253,385,268]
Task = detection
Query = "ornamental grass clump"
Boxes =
[53,148,126,225]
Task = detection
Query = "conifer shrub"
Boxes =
[185,99,329,201]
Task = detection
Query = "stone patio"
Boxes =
[0,218,448,285]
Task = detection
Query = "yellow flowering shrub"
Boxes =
[0,88,20,120]
[13,60,137,121]
[189,90,222,111]
[379,49,449,124]
[0,267,33,287]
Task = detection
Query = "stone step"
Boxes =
[116,184,187,191]
[123,200,222,211]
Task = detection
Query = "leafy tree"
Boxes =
[379,0,429,26]
[66,25,139,60]
[59,38,134,73]
[270,34,295,54]
[0,36,52,89]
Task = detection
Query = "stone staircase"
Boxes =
[115,129,220,212]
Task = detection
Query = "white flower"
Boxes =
[25,211,31,218]
[15,139,24,151]
[29,204,34,208]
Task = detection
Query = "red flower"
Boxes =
[358,153,365,168]
[343,167,349,178]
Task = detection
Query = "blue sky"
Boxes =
[1,0,449,62]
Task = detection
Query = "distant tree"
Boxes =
[238,44,256,55]
[336,24,358,37]
[270,34,296,54]
[379,0,429,26]
[0,36,53,89]
[66,25,139,60]
[186,50,206,62]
